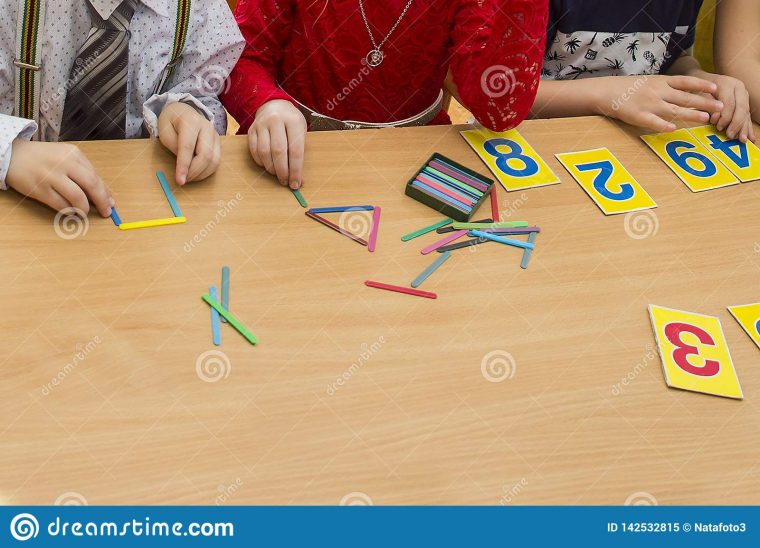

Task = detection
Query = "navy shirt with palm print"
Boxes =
[542,0,704,80]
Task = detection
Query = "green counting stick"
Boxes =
[452,221,529,230]
[201,294,258,345]
[293,189,308,208]
[401,218,452,242]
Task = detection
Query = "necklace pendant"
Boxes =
[366,49,384,68]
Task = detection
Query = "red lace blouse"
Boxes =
[222,0,548,133]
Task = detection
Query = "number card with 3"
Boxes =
[555,148,657,215]
[460,128,560,191]
[688,125,760,183]
[649,305,742,399]
[728,303,760,351]
[641,129,739,192]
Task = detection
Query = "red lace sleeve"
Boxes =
[449,0,548,131]
[221,0,296,133]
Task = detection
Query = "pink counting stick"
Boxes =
[420,230,468,255]
[365,281,437,299]
[368,207,381,252]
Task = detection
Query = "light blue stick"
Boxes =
[209,286,222,346]
[520,232,538,270]
[156,171,183,217]
[411,252,452,288]
[308,206,374,214]
[469,230,534,250]
[221,266,230,323]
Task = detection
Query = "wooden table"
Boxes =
[1,117,759,506]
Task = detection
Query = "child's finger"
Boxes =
[269,123,290,185]
[726,88,750,140]
[749,121,757,143]
[715,90,737,133]
[658,103,710,125]
[67,162,112,216]
[175,122,200,186]
[53,177,91,216]
[665,89,723,114]
[248,128,262,167]
[256,127,275,176]
[41,188,74,214]
[668,75,719,95]
[634,112,676,133]
[189,127,221,182]
[285,119,305,189]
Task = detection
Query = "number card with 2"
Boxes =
[688,125,760,183]
[461,128,560,191]
[641,129,739,192]
[555,148,657,215]
[649,305,742,399]
[728,303,760,351]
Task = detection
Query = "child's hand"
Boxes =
[158,102,222,186]
[695,72,755,142]
[599,75,724,133]
[5,140,114,216]
[248,99,307,189]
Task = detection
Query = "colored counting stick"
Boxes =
[365,281,437,299]
[118,217,187,231]
[521,232,538,269]
[293,189,308,208]
[368,207,381,252]
[156,171,183,217]
[421,230,468,255]
[201,294,258,345]
[221,266,230,324]
[209,286,222,346]
[110,208,122,226]
[452,221,529,230]
[411,252,452,288]
[305,211,368,246]
[401,219,452,241]
[308,206,374,214]
[469,230,534,250]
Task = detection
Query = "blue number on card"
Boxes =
[483,138,540,178]
[576,160,634,201]
[707,134,749,169]
[755,318,760,336]
[664,140,717,178]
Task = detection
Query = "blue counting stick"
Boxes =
[470,230,534,250]
[520,232,538,269]
[308,206,374,214]
[411,181,471,213]
[209,286,222,346]
[221,266,230,324]
[110,208,122,226]
[156,171,183,217]
[411,252,452,288]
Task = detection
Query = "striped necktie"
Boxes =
[59,0,138,141]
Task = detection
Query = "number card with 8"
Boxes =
[649,305,742,399]
[728,303,760,351]
[555,148,657,215]
[461,128,560,191]
[642,129,738,192]
[688,125,760,183]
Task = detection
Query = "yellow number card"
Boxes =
[728,303,760,351]
[689,125,760,183]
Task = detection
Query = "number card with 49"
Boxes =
[649,305,743,399]
[461,128,561,191]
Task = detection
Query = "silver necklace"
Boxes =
[359,0,415,68]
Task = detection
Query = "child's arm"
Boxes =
[447,0,548,131]
[221,0,306,189]
[667,52,754,142]
[144,0,245,185]
[0,114,114,216]
[531,75,722,133]
[714,0,760,134]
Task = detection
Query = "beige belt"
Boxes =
[291,90,445,131]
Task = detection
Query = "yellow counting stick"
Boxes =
[727,303,760,351]
[460,128,560,191]
[641,129,738,192]
[688,125,760,183]
[649,305,742,400]
[555,148,657,215]
[118,217,187,231]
